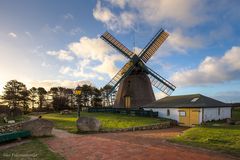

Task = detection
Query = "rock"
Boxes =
[76,117,100,132]
[226,118,235,125]
[22,118,54,136]
[7,120,15,124]
[60,109,71,115]
[235,121,240,125]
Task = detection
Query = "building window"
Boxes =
[218,107,221,116]
[167,109,170,116]
[179,111,186,117]
[191,97,199,102]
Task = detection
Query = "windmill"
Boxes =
[101,28,176,108]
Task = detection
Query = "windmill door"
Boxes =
[124,96,131,108]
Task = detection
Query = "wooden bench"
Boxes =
[0,130,31,143]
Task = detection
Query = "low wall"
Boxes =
[0,118,54,137]
[0,122,23,134]
[100,121,172,133]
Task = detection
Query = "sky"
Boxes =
[0,0,240,102]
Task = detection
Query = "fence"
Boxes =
[88,107,158,117]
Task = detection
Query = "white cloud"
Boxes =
[127,0,205,27]
[93,0,206,33]
[63,13,74,20]
[93,1,135,33]
[59,60,100,79]
[69,36,113,61]
[29,80,92,91]
[68,36,124,77]
[93,56,121,77]
[171,46,240,87]
[25,31,32,38]
[213,91,240,103]
[69,27,82,36]
[133,47,142,55]
[93,1,115,23]
[106,0,126,9]
[59,66,72,74]
[43,25,64,33]
[47,50,74,61]
[8,32,17,38]
[41,62,51,68]
[48,35,126,81]
[135,29,203,58]
[159,29,203,55]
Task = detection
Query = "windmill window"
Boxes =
[167,109,170,116]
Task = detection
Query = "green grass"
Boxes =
[170,109,240,156]
[42,112,168,133]
[0,139,64,160]
[0,115,30,126]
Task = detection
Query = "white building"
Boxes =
[143,94,232,127]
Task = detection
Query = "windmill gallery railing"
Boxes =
[88,107,158,118]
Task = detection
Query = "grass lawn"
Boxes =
[0,115,30,126]
[170,109,240,156]
[0,139,63,160]
[42,112,168,133]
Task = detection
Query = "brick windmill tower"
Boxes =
[101,28,176,108]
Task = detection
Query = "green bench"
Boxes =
[0,130,31,143]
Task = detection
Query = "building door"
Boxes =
[124,96,131,108]
[179,108,200,126]
[190,109,200,126]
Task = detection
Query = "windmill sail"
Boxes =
[100,29,176,107]
[105,61,135,95]
[101,31,135,59]
[139,29,169,63]
[145,66,176,95]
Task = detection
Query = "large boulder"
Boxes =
[22,118,54,136]
[76,117,101,132]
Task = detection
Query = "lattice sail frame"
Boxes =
[101,32,135,59]
[139,29,169,63]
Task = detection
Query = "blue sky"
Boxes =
[0,0,240,102]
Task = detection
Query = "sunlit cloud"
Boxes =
[8,32,17,38]
[29,80,92,91]
[171,46,240,87]
[47,50,74,61]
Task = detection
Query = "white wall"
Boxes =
[198,108,203,124]
[203,107,231,122]
[144,107,231,123]
[144,108,179,121]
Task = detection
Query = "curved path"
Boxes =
[43,128,238,160]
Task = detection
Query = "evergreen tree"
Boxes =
[2,80,29,110]
[29,87,37,109]
[37,87,47,109]
[92,87,102,107]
